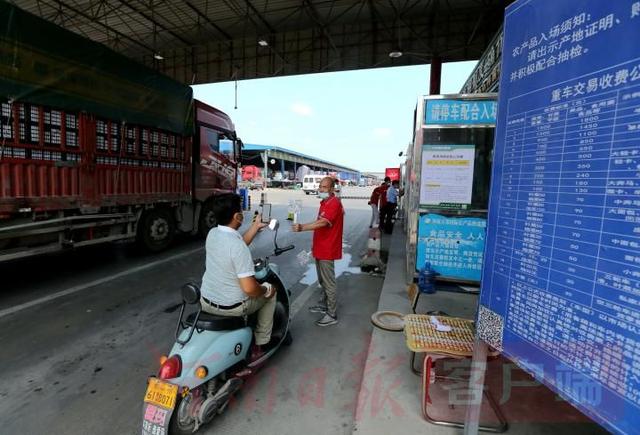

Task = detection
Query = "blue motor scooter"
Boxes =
[141,220,294,435]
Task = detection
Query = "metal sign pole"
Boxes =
[463,337,489,435]
[263,150,268,187]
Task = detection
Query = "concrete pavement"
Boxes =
[353,229,453,434]
[352,228,609,435]
[0,184,609,434]
[0,188,384,435]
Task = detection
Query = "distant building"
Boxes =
[361,172,382,186]
[238,143,360,183]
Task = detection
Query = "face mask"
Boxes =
[318,192,329,200]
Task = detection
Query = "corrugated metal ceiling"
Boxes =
[9,0,513,84]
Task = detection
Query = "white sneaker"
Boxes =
[315,314,338,327]
[308,305,327,313]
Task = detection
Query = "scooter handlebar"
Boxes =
[274,245,295,256]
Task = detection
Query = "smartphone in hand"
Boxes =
[260,204,272,223]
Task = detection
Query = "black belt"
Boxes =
[202,297,244,310]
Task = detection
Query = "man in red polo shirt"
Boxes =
[292,176,344,326]
[368,181,383,228]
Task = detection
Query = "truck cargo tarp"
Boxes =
[0,1,193,134]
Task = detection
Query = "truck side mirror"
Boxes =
[235,139,243,160]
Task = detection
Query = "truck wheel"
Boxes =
[199,201,217,238]
[138,208,175,252]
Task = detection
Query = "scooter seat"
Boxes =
[186,311,247,331]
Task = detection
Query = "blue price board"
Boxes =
[478,1,640,433]
[417,213,486,281]
[424,99,497,125]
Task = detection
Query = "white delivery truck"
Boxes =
[302,175,324,195]
[302,174,341,195]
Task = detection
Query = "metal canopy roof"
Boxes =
[242,143,359,174]
[10,0,513,85]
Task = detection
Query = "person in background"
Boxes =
[367,181,386,228]
[377,177,391,231]
[382,180,402,234]
[237,164,243,186]
[292,177,344,327]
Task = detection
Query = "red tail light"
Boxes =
[158,355,182,379]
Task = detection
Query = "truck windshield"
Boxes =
[201,127,219,153]
[200,129,237,163]
[219,139,234,161]
[210,137,236,162]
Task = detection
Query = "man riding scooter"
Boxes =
[200,193,276,362]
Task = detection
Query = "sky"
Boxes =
[192,61,477,173]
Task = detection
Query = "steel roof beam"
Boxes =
[324,0,364,27]
[388,0,434,54]
[272,5,306,29]
[163,1,193,31]
[90,0,157,47]
[116,0,193,47]
[367,0,395,41]
[183,0,233,42]
[39,0,156,54]
[303,0,339,55]
[242,0,275,34]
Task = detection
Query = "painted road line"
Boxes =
[0,247,204,319]
[290,282,320,318]
[3,245,326,321]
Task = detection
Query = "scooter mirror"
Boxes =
[181,282,201,305]
[269,219,279,231]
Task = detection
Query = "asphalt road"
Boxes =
[0,187,383,435]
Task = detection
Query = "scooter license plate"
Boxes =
[144,378,178,410]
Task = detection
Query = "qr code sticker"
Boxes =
[477,305,504,351]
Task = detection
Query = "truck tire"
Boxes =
[198,200,217,238]
[137,208,175,252]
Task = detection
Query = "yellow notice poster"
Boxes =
[420,144,475,207]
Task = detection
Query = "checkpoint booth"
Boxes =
[405,94,498,285]
[396,2,640,434]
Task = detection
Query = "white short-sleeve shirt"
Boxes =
[201,225,255,305]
